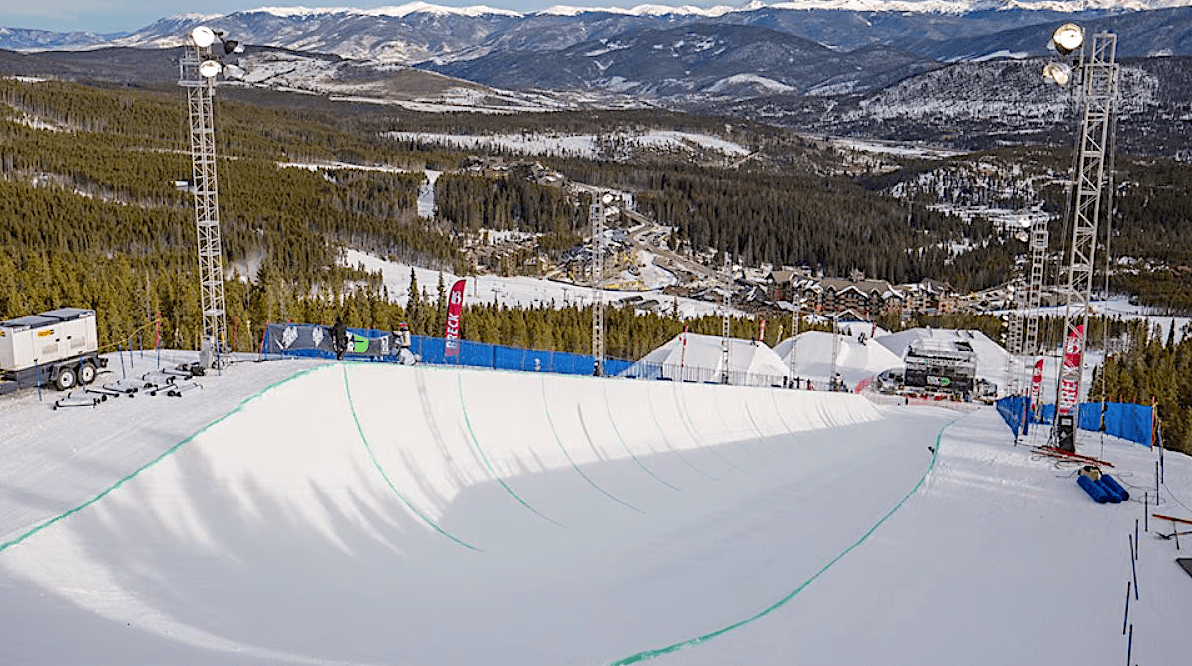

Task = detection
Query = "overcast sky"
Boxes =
[4,1,726,34]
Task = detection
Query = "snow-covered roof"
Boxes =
[774,330,903,388]
[622,332,789,385]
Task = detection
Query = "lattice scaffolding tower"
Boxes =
[1023,217,1050,360]
[590,200,606,376]
[1054,32,1119,451]
[721,253,732,384]
[179,35,228,367]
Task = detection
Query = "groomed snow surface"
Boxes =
[1,353,1190,665]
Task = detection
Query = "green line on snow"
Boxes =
[540,379,642,513]
[457,372,564,528]
[601,386,682,493]
[608,414,964,665]
[0,364,325,556]
[341,365,482,552]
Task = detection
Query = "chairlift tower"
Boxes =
[590,199,607,376]
[179,26,229,368]
[1045,27,1119,451]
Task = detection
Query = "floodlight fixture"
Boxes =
[191,26,216,48]
[601,193,614,205]
[198,60,222,78]
[1052,23,1084,56]
[1042,62,1072,86]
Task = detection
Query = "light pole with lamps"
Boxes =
[179,26,237,368]
[1043,23,1119,452]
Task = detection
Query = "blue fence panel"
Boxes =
[996,395,1030,437]
[605,359,634,376]
[493,344,526,371]
[459,339,496,368]
[1029,400,1152,447]
[1078,402,1104,432]
[1106,402,1153,448]
[552,350,591,375]
[411,335,447,365]
[522,347,554,373]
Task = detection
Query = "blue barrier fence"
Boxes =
[996,397,1153,448]
[261,325,634,377]
[996,395,1031,438]
[406,334,634,376]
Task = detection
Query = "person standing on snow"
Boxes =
[330,317,348,360]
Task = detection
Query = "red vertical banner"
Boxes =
[1029,357,1045,401]
[444,279,466,358]
[680,325,689,377]
[1058,324,1085,415]
[758,318,766,342]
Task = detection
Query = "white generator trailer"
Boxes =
[0,308,109,391]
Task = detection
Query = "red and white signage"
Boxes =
[444,279,466,357]
[1058,324,1085,415]
[1029,357,1045,401]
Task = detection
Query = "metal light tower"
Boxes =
[1045,25,1119,451]
[721,253,732,384]
[590,197,607,376]
[1023,216,1050,358]
[1002,281,1024,396]
[180,26,229,368]
[829,312,841,391]
[788,303,801,386]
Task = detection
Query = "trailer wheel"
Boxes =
[79,362,96,385]
[55,367,77,391]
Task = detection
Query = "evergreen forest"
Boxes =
[1,77,1191,453]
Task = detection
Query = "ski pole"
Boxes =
[1126,623,1133,666]
[1129,535,1138,600]
[1143,495,1148,532]
[1122,581,1130,635]
[119,344,126,379]
[1134,519,1139,560]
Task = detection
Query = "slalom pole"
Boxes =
[1122,581,1130,635]
[1129,534,1139,600]
[118,344,126,379]
[1126,624,1133,666]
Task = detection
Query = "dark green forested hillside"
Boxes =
[1090,319,1192,454]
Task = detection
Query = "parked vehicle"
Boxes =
[0,308,109,391]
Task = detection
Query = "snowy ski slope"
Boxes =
[0,355,1188,665]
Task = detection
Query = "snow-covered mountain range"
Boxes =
[4,1,1192,61]
[3,2,1190,156]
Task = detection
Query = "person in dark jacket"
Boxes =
[330,317,347,360]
